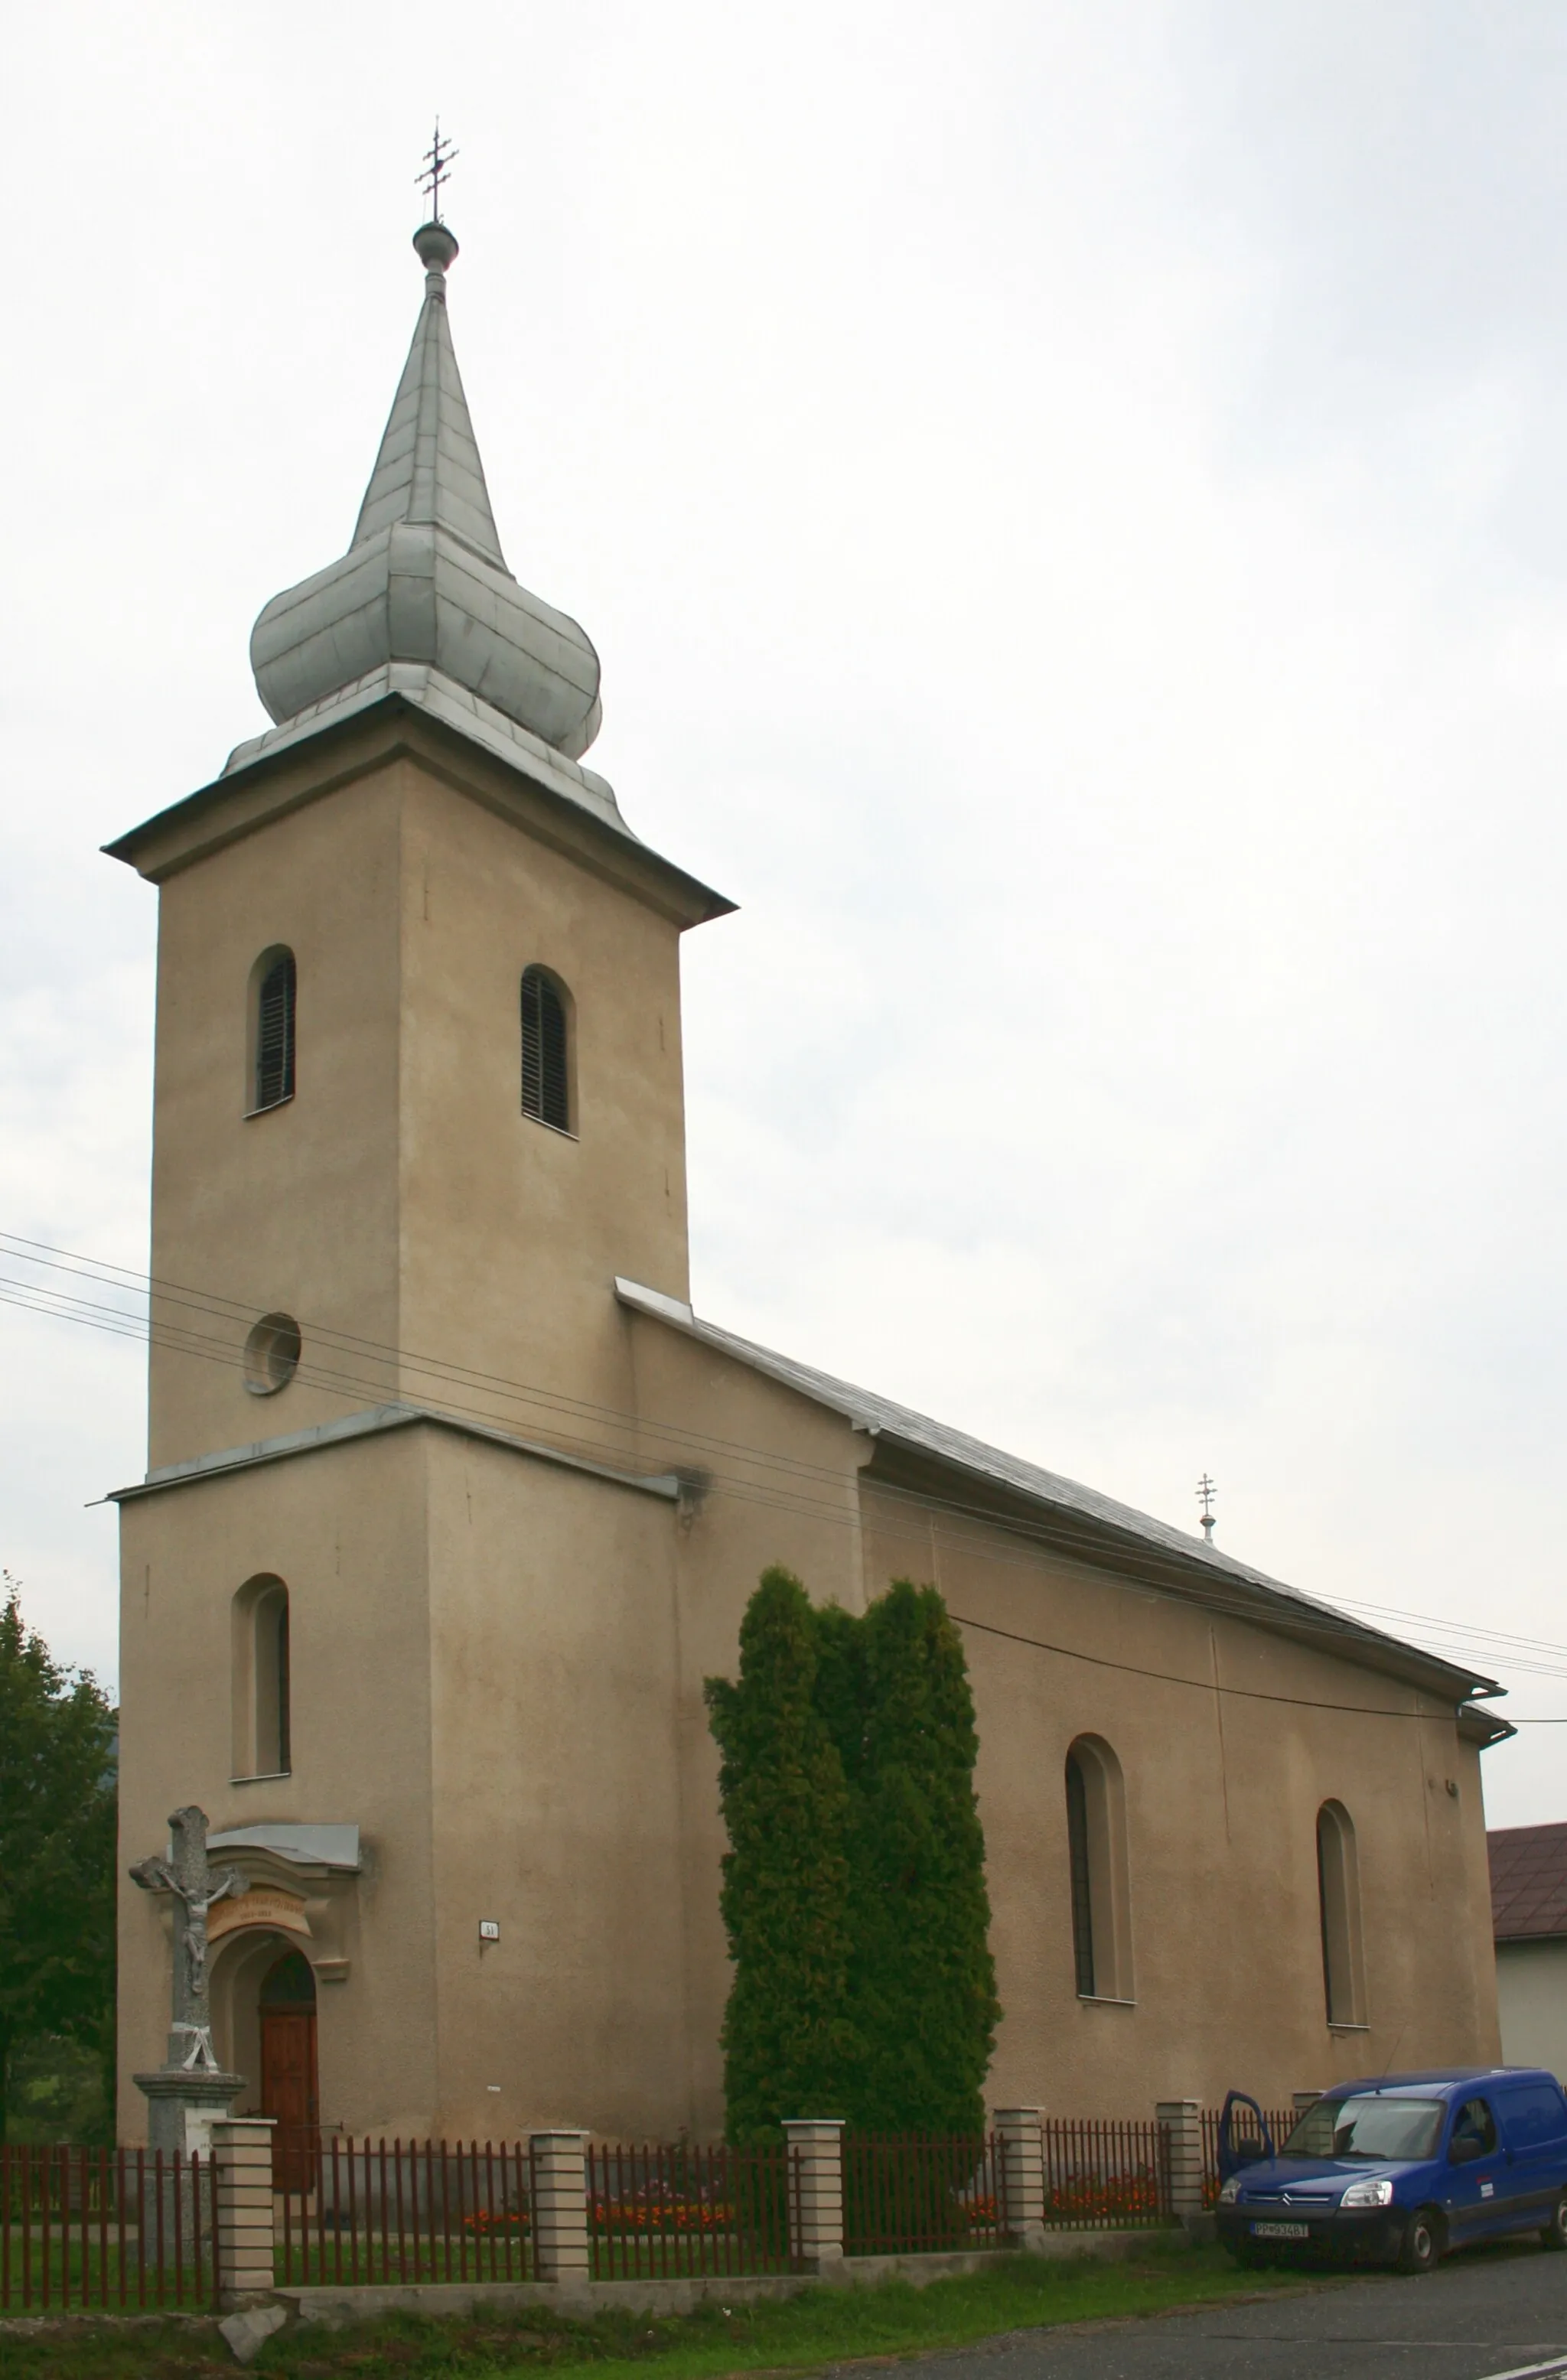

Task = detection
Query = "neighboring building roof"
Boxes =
[614,1275,1507,1719]
[1490,1823,1567,1942]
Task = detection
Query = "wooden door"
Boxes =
[261,2008,319,2193]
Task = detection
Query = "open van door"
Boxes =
[1217,2091,1275,2182]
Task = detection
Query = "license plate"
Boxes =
[1250,2221,1310,2239]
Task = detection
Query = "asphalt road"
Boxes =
[892,2245,1567,2379]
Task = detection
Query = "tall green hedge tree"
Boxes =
[0,1582,118,2142]
[842,1581,1000,2134]
[704,1568,861,2142]
[708,1571,999,2141]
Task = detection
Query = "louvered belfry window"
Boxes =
[520,966,570,1131]
[254,950,297,1111]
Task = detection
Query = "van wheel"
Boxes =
[1540,2195,1567,2251]
[1397,2209,1442,2274]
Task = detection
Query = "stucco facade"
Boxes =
[1495,1943,1567,2079]
[112,219,1509,2147]
[1488,1824,1567,2082]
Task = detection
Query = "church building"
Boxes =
[113,213,1509,2157]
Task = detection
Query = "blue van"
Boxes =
[1214,2069,1567,2274]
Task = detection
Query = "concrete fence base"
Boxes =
[273,2231,1198,2332]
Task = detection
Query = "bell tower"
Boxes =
[112,210,732,2143]
[108,216,731,1473]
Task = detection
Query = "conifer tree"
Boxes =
[704,1568,859,2142]
[840,1581,999,2135]
[709,1571,1000,2144]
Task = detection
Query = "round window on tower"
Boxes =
[243,1313,302,1396]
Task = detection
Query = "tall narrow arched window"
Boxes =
[1317,1800,1367,2027]
[232,1575,291,1779]
[1065,1750,1096,1995]
[1063,1735,1133,2002]
[250,948,297,1113]
[520,965,571,1131]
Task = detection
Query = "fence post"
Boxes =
[1155,2100,1204,2232]
[212,2118,276,2308]
[992,2108,1047,2250]
[529,2130,591,2283]
[783,2119,844,2271]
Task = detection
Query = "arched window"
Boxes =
[232,1576,291,1779]
[520,965,571,1131]
[1064,1736,1133,2002]
[249,948,297,1113]
[1317,1800,1367,2027]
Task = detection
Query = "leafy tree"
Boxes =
[704,1568,860,2142]
[0,1581,117,2142]
[7,2033,112,2147]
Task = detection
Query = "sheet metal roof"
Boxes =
[615,1276,1500,1705]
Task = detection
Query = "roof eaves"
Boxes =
[613,1276,1500,1708]
[105,687,736,928]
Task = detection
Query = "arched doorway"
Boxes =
[259,1950,318,2191]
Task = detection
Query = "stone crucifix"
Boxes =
[129,1805,247,2073]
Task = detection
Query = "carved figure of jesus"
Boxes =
[129,1805,247,2068]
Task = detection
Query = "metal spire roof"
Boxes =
[247,221,604,765]
[350,223,507,568]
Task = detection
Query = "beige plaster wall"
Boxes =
[118,1418,702,2144]
[858,1477,1501,2113]
[1496,1941,1567,2079]
[422,1431,688,2136]
[397,772,691,1434]
[116,1428,438,2141]
[142,743,696,1476]
[145,767,405,1467]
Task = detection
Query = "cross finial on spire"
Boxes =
[1197,1473,1217,1542]
[417,119,458,223]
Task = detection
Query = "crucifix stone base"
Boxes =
[134,2065,248,2163]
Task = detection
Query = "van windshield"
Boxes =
[1283,2095,1445,2162]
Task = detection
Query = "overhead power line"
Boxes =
[3,1229,1562,1723]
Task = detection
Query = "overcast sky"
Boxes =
[6,1,1567,1825]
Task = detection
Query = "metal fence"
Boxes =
[276,2137,536,2286]
[0,2145,217,2313]
[588,2140,801,2277]
[1041,2117,1171,2230]
[1199,2106,1297,2209]
[1,2115,1200,2313]
[842,2133,1008,2254]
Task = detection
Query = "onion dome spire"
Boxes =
[248,220,603,761]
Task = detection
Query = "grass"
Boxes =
[0,2243,1323,2379]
